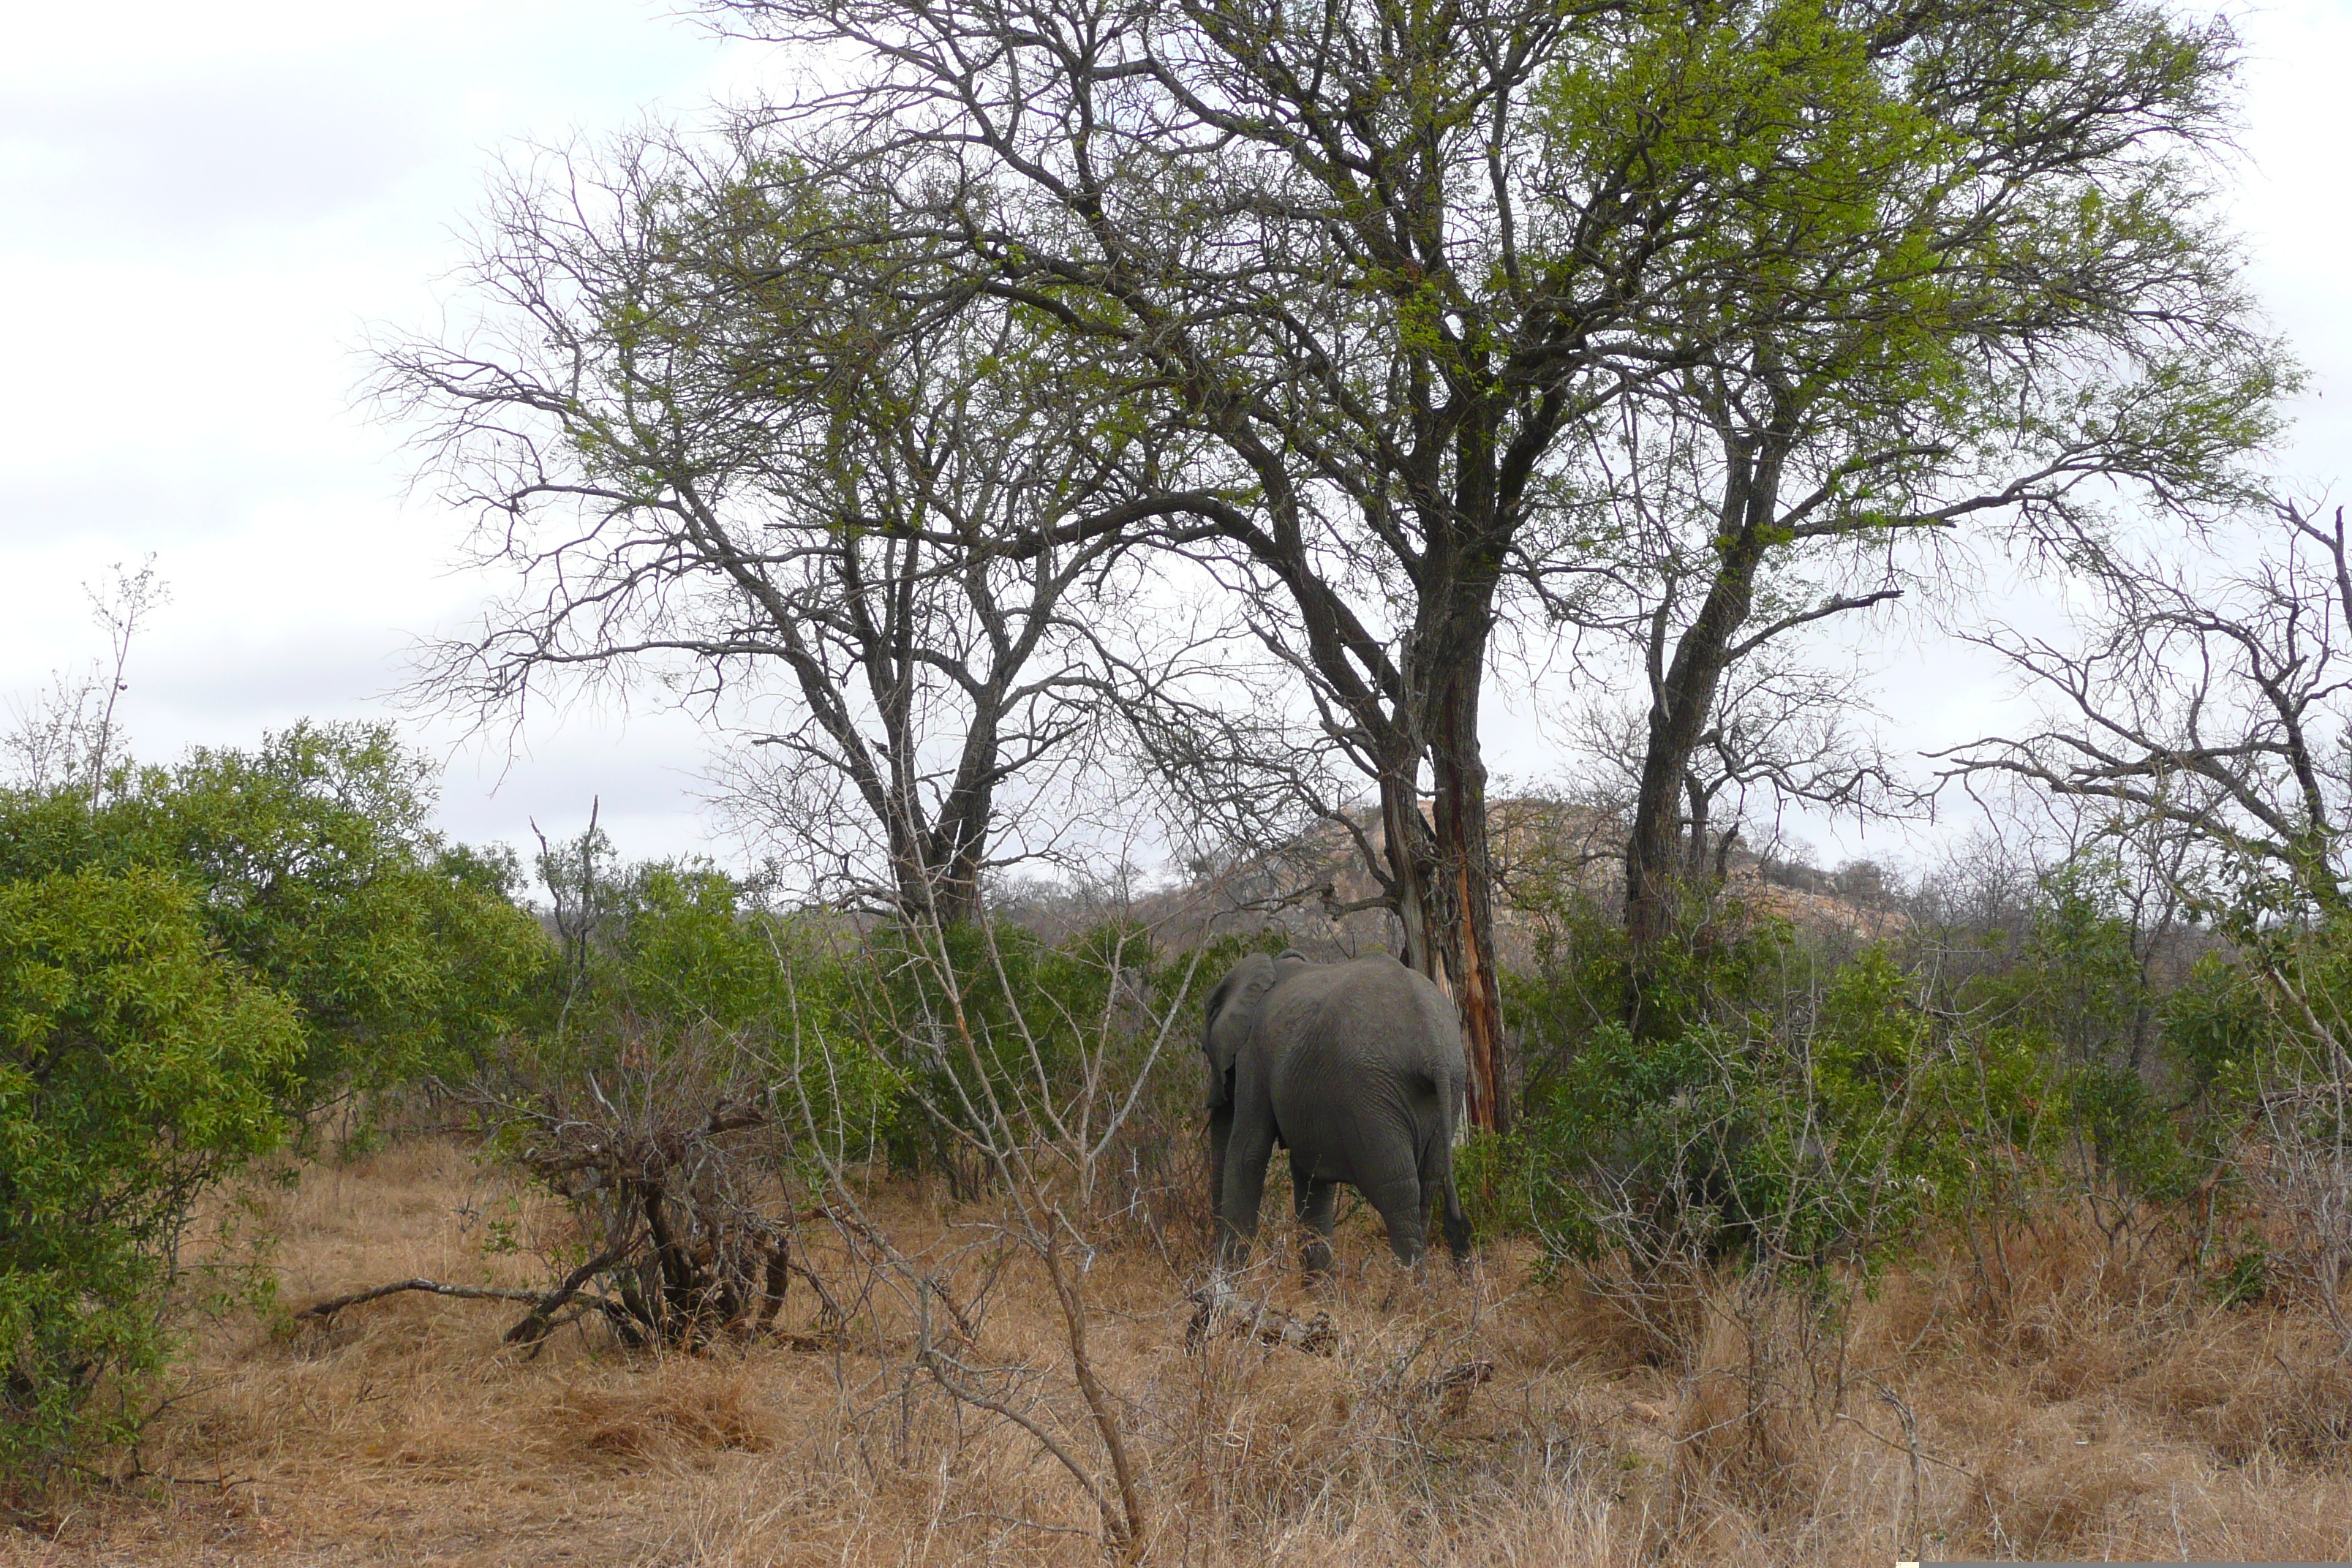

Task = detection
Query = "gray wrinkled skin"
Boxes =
[1202,951,1472,1272]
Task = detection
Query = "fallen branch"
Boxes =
[502,1246,631,1348]
[295,1278,546,1320]
[298,1245,637,1349]
[298,1245,835,1357]
[1184,1278,1337,1354]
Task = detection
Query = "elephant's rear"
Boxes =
[1268,957,1462,1120]
[1264,956,1472,1262]
[1372,960,1473,1262]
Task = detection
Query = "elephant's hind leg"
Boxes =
[1362,1175,1429,1267]
[1438,1172,1472,1265]
[1424,1141,1473,1266]
[1291,1165,1338,1278]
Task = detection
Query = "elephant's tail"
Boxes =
[1424,1126,1473,1264]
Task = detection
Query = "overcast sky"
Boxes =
[3,0,2346,879]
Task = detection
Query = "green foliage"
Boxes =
[0,717,553,1482]
[1505,879,1804,1087]
[0,722,551,1101]
[1498,887,1872,1264]
[2163,951,2272,1111]
[859,919,1065,1179]
[1939,860,2245,1210]
[1537,0,2283,502]
[1499,939,2010,1273]
[0,866,302,1478]
[2063,1059,2197,1204]
[609,862,794,1030]
[516,845,902,1175]
[1488,846,2338,1287]
[494,840,1260,1222]
[1489,870,2141,1273]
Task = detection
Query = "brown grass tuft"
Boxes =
[1670,1281,1827,1525]
[562,1371,773,1460]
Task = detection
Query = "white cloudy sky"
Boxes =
[2,0,2347,876]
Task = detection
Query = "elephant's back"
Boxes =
[1261,957,1466,1113]
[1275,953,1458,1039]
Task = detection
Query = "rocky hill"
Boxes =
[1018,799,1908,967]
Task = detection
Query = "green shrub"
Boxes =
[2162,951,2272,1114]
[1489,852,2307,1284]
[0,723,551,1103]
[0,866,303,1480]
[1494,919,2069,1278]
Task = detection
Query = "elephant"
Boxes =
[1201,950,1472,1272]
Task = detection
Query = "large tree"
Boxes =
[380,140,1216,925]
[705,0,1772,1131]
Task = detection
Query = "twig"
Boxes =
[943,1509,1098,1539]
[1833,1409,1977,1478]
[821,1204,981,1345]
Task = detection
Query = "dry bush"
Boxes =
[2238,1080,2352,1348]
[450,1023,809,1352]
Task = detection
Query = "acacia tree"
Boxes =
[379,138,1213,925]
[1519,0,2283,998]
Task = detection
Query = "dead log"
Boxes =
[1183,1278,1337,1354]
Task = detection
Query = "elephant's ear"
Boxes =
[1202,953,1277,1109]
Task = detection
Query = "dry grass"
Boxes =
[7,1139,2352,1565]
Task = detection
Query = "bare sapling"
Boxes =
[780,885,1206,1562]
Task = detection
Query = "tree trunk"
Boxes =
[887,706,997,929]
[1622,431,1784,1024]
[1426,607,1509,1136]
[1373,535,1512,1135]
[1377,747,1440,976]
